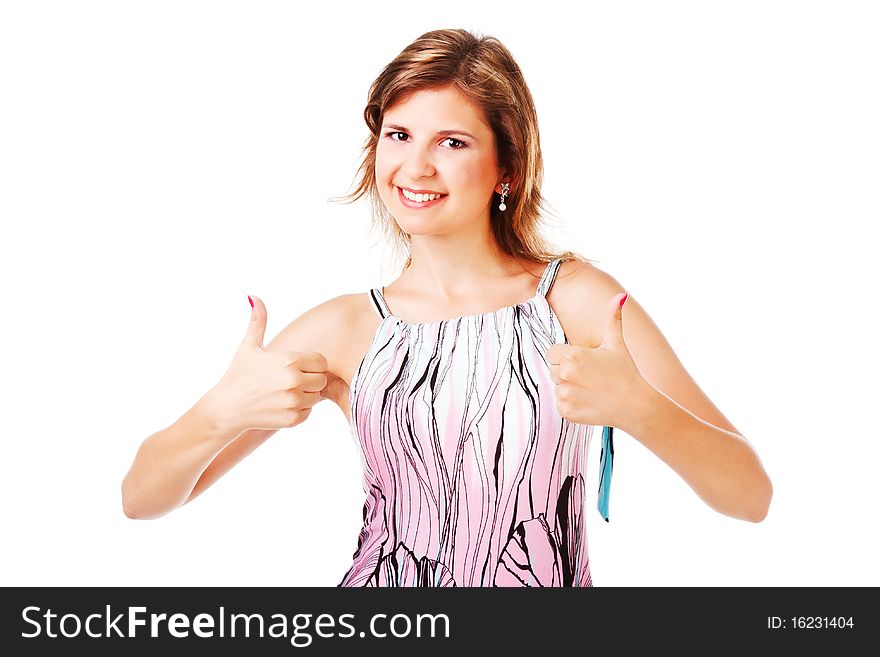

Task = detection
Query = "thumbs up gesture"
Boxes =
[546,292,649,429]
[203,295,329,437]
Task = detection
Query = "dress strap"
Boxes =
[536,258,563,297]
[369,287,391,319]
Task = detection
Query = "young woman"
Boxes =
[122,29,772,587]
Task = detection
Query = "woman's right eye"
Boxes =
[385,131,408,141]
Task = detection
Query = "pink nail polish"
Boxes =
[248,296,254,308]
[619,293,628,308]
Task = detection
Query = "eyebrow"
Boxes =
[382,124,478,140]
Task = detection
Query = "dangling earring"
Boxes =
[498,181,510,212]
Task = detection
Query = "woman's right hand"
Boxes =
[202,295,328,436]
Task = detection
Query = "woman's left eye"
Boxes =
[443,138,466,149]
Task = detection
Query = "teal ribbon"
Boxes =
[597,425,614,522]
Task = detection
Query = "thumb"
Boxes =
[601,292,628,348]
[242,294,268,350]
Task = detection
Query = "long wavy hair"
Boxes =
[330,28,595,272]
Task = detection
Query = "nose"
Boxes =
[401,142,436,179]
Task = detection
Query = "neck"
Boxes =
[403,227,520,300]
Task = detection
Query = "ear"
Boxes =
[495,169,516,195]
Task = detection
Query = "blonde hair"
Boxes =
[330,28,595,271]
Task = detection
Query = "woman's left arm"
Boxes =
[548,264,773,523]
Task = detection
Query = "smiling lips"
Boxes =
[397,186,448,207]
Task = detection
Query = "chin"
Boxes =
[391,220,438,237]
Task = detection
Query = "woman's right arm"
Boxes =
[120,393,263,520]
[121,294,338,520]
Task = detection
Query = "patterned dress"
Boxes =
[340,258,614,587]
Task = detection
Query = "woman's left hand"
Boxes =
[547,292,652,431]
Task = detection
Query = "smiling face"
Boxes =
[375,85,507,240]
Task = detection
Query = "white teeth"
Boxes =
[400,187,442,203]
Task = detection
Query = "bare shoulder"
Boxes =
[264,292,380,417]
[265,292,377,377]
[549,258,744,436]
[547,259,627,347]
[265,294,358,354]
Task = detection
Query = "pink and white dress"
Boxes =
[340,258,614,587]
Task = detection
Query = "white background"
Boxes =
[1,0,877,587]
